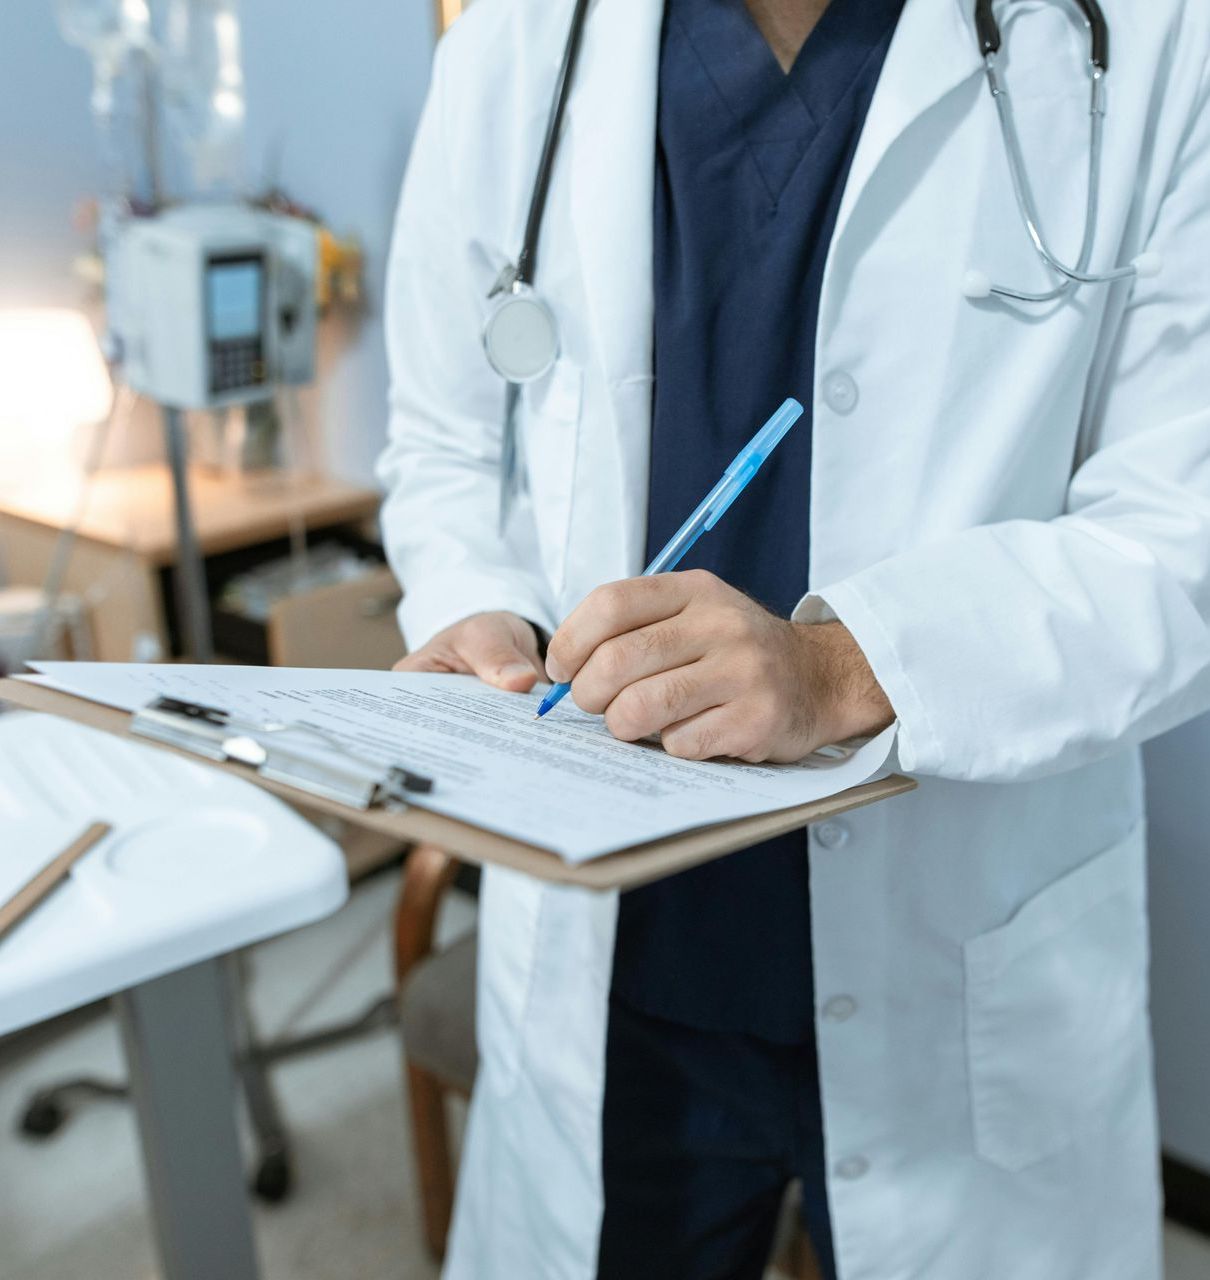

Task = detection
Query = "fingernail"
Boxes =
[545,658,565,683]
[497,662,533,682]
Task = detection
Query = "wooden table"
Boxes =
[0,466,383,662]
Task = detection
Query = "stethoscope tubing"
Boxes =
[515,0,592,287]
[980,57,1137,303]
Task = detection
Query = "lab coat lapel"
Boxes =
[831,0,982,256]
[568,0,662,387]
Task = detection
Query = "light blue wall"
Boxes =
[0,0,435,482]
[0,1,105,307]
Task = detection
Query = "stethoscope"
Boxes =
[963,0,1160,301]
[482,0,591,391]
[482,0,1160,514]
[481,0,590,519]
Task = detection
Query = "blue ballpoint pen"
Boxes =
[535,396,805,719]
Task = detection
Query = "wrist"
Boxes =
[794,620,893,744]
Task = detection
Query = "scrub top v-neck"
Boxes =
[609,0,905,1042]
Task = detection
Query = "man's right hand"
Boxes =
[393,611,546,692]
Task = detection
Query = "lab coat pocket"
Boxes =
[521,359,583,598]
[963,823,1148,1172]
[477,867,544,1097]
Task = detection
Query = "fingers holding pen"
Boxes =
[601,662,726,743]
[545,571,715,686]
[568,619,706,714]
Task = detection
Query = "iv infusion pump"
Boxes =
[109,204,317,411]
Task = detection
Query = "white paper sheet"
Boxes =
[20,663,897,863]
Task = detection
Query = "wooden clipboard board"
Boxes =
[0,678,915,892]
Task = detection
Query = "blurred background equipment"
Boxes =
[55,0,247,207]
[105,202,319,660]
[54,0,159,210]
[0,588,91,669]
[109,203,316,410]
[0,451,393,668]
[52,2,332,664]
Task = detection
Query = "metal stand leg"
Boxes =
[223,954,294,1202]
[115,958,259,1280]
[162,405,214,662]
[18,1076,129,1137]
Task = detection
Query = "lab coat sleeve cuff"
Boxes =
[398,574,559,654]
[793,582,938,775]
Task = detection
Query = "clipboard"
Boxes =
[0,677,916,892]
[129,695,435,809]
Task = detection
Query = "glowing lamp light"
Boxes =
[0,309,113,486]
[0,309,113,443]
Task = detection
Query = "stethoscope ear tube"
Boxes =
[973,0,1001,58]
[974,0,1109,71]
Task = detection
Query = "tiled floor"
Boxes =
[1,868,1208,1280]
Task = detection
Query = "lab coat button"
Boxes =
[835,1155,870,1181]
[823,370,859,415]
[813,820,850,851]
[823,995,858,1022]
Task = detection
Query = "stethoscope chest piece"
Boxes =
[483,282,559,383]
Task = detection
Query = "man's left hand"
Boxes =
[545,569,893,762]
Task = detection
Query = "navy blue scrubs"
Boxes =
[600,1,904,1274]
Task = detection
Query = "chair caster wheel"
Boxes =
[20,1095,66,1139]
[252,1151,292,1203]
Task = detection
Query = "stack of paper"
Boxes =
[22,663,896,864]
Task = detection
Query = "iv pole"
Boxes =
[162,404,215,662]
[138,27,214,661]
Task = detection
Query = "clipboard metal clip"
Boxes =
[131,696,434,811]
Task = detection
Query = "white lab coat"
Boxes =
[377,0,1210,1276]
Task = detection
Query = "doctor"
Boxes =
[379,0,1210,1277]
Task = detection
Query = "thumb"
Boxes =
[480,648,541,692]
[459,620,542,692]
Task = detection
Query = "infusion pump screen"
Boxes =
[206,254,267,395]
[207,259,263,341]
